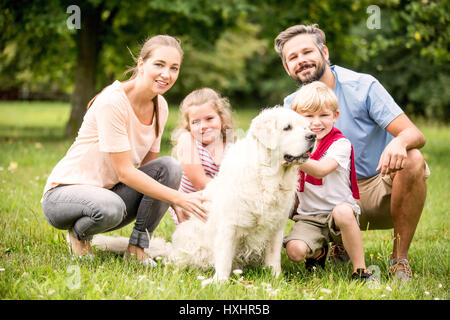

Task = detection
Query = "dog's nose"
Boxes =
[284,154,295,162]
[306,132,316,141]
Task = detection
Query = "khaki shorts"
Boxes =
[357,162,430,230]
[283,203,360,254]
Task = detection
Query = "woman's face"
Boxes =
[139,46,182,95]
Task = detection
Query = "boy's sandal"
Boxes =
[351,268,373,281]
[305,243,328,271]
[328,243,350,263]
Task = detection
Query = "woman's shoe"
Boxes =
[140,257,158,267]
[124,244,157,267]
[123,252,158,267]
[66,231,94,261]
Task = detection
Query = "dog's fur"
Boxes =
[93,107,314,281]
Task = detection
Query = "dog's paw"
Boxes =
[266,265,281,278]
[212,273,229,283]
[201,278,215,287]
[272,269,281,278]
[201,274,228,287]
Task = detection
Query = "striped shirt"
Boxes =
[180,140,222,193]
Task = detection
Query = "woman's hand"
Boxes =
[174,191,208,223]
[171,204,190,223]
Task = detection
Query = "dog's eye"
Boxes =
[283,124,292,131]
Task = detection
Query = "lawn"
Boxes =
[0,101,448,301]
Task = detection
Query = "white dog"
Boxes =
[93,107,315,281]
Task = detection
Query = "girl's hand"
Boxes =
[174,191,208,223]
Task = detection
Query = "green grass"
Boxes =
[0,101,448,300]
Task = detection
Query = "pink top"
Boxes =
[42,80,168,196]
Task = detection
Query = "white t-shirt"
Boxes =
[42,80,168,196]
[296,138,360,215]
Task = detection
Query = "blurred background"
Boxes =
[1,0,448,137]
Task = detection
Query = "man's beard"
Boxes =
[293,59,327,85]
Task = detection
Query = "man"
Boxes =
[275,24,429,281]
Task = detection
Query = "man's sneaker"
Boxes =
[351,268,373,281]
[328,243,350,263]
[305,244,328,271]
[389,258,412,281]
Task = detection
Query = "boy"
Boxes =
[284,81,371,280]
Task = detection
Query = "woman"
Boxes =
[41,35,206,264]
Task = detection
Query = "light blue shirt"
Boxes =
[284,65,404,179]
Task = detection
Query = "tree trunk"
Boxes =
[65,4,103,137]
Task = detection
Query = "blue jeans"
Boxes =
[41,156,182,248]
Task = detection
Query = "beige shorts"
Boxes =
[283,203,360,254]
[357,162,430,230]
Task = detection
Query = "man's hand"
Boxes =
[379,113,426,177]
[376,138,407,176]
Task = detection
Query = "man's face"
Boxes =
[282,34,329,85]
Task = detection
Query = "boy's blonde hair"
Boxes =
[291,81,338,114]
[172,88,234,153]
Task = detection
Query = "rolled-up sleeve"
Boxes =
[366,80,404,129]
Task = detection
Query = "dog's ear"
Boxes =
[250,109,279,150]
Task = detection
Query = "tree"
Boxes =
[0,0,73,96]
[0,0,254,136]
[2,1,447,124]
[350,0,450,121]
[242,0,370,106]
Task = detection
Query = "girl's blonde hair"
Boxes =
[291,81,338,114]
[172,88,234,151]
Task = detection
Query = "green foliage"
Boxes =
[0,0,74,92]
[1,1,448,119]
[166,16,268,103]
[0,0,254,94]
[349,0,450,121]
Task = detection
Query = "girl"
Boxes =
[169,88,234,224]
[41,35,206,264]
